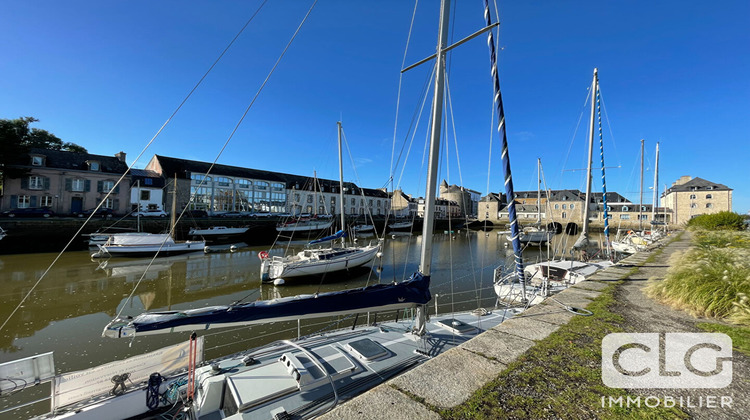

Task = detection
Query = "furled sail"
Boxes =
[483,0,524,283]
[309,229,347,245]
[597,86,611,247]
[103,273,431,338]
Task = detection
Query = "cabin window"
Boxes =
[71,179,85,192]
[31,156,45,166]
[706,203,713,209]
[88,161,100,171]
[29,176,44,190]
[18,195,31,208]
[706,194,712,199]
[41,196,53,207]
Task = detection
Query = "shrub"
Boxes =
[687,211,745,231]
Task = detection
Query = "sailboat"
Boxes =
[506,159,554,245]
[92,177,206,258]
[4,2,523,419]
[495,69,613,305]
[258,122,382,283]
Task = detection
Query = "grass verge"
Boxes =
[645,230,750,326]
[440,282,688,420]
[697,322,750,356]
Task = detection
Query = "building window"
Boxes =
[570,204,575,209]
[217,177,231,187]
[307,195,313,203]
[140,190,150,201]
[562,204,567,209]
[31,156,44,166]
[104,198,114,209]
[706,203,713,209]
[621,206,629,212]
[102,180,115,192]
[351,198,355,205]
[706,194,712,199]
[689,194,696,200]
[236,179,250,189]
[89,161,100,171]
[144,178,153,185]
[561,212,567,219]
[29,176,44,190]
[41,196,53,207]
[71,179,85,192]
[294,193,300,202]
[620,214,631,220]
[690,203,697,209]
[18,195,30,208]
[192,174,211,184]
[554,204,559,209]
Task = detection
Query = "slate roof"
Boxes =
[26,148,129,174]
[666,177,731,193]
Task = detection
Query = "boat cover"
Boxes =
[309,229,347,245]
[104,272,431,337]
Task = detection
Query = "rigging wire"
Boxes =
[0,0,275,333]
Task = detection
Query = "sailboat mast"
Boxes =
[536,158,541,224]
[418,0,450,278]
[170,174,177,236]
[596,84,611,253]
[639,139,644,231]
[337,121,346,244]
[575,68,598,249]
[651,142,659,223]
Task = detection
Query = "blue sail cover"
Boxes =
[104,273,431,337]
[597,88,610,244]
[483,0,524,283]
[309,229,347,245]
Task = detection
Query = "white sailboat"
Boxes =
[259,122,381,283]
[3,2,523,419]
[495,69,614,306]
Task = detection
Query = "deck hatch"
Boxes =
[436,319,477,334]
[347,339,388,361]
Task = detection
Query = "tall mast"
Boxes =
[639,139,644,231]
[536,158,541,224]
[596,84,610,254]
[651,142,659,223]
[337,121,346,245]
[414,0,450,336]
[170,174,177,237]
[574,68,598,250]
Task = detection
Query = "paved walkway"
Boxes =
[319,233,748,419]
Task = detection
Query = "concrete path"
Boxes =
[319,232,748,419]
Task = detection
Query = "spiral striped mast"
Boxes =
[597,83,611,254]
[483,0,524,285]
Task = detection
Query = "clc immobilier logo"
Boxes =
[602,333,732,388]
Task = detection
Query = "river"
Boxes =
[0,229,602,417]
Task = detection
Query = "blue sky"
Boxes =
[2,1,748,213]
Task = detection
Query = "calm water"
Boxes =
[0,229,601,417]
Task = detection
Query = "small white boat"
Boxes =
[387,220,413,231]
[0,227,6,240]
[84,231,151,248]
[188,225,248,237]
[92,233,206,258]
[353,224,375,233]
[276,218,334,233]
[260,242,381,282]
[506,227,554,244]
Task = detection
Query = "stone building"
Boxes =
[0,148,130,215]
[438,180,480,217]
[663,176,732,225]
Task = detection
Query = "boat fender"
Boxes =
[274,278,285,286]
[146,373,162,410]
[259,251,270,259]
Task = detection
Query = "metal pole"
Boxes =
[639,139,644,231]
[337,122,346,245]
[651,142,659,223]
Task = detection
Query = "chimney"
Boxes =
[672,175,692,187]
[115,151,126,163]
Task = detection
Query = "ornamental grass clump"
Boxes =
[646,230,750,326]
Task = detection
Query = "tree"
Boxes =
[0,117,88,191]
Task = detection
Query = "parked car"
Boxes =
[77,208,115,219]
[184,209,208,218]
[2,207,55,218]
[249,212,273,218]
[131,209,167,218]
[219,211,247,218]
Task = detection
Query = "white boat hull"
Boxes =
[276,219,333,233]
[263,244,380,281]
